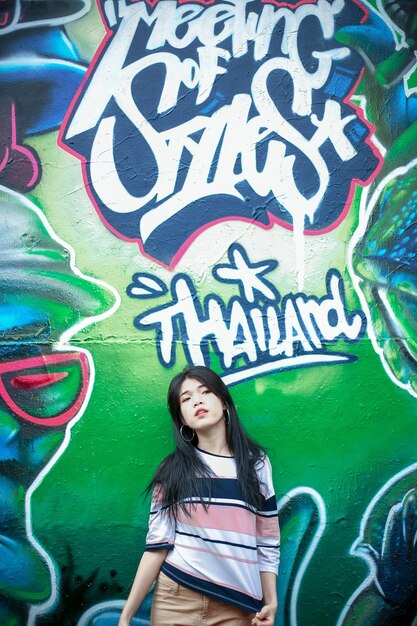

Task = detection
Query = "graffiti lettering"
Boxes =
[63,0,380,267]
[128,245,366,384]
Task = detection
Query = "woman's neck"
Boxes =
[196,431,231,457]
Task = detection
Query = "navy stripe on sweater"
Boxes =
[176,529,257,551]
[161,561,263,613]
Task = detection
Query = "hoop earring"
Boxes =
[180,424,195,442]
[224,408,230,426]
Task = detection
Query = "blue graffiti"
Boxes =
[128,244,366,384]
[63,0,380,266]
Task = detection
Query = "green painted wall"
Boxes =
[1,1,417,624]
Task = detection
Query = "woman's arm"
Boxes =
[252,572,278,626]
[254,456,280,625]
[118,549,168,626]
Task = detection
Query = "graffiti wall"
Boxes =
[2,0,417,624]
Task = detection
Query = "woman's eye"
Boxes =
[181,396,190,403]
[202,389,210,395]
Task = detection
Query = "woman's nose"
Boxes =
[193,397,202,406]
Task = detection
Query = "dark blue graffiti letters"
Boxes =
[63,0,380,266]
[128,245,366,384]
[127,273,169,298]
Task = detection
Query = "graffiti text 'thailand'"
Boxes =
[128,245,366,384]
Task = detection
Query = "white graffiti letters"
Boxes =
[65,0,369,263]
[130,245,366,385]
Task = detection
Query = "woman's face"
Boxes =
[179,377,225,434]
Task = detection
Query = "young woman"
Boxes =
[118,366,279,626]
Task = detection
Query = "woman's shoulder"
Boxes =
[252,447,267,463]
[254,451,273,475]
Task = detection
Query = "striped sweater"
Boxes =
[144,448,280,613]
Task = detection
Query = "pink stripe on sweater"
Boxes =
[256,515,280,538]
[177,504,255,535]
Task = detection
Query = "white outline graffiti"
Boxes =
[0,0,91,36]
[0,187,122,626]
[277,487,327,626]
[336,461,417,625]
[348,157,417,400]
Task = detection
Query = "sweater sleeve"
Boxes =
[255,455,280,574]
[144,486,176,552]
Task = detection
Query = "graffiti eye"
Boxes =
[10,372,68,389]
[0,352,89,426]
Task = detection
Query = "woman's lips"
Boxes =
[195,409,208,417]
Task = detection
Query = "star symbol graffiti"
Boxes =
[213,244,279,303]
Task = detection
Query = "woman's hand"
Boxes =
[251,603,277,625]
[253,571,278,625]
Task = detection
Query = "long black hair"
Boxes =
[148,366,265,514]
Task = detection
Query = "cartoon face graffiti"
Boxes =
[338,468,417,626]
[0,354,90,625]
[0,1,89,193]
[335,5,417,624]
[338,2,417,396]
[0,0,90,34]
[0,186,116,626]
[353,162,417,395]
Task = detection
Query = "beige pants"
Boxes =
[150,571,255,626]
